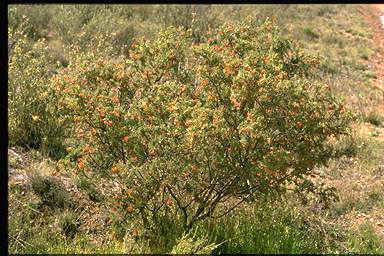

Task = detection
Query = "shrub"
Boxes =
[54,18,351,248]
[364,110,384,127]
[8,17,70,160]
[75,176,104,202]
[59,210,78,238]
[303,27,319,40]
[30,172,72,209]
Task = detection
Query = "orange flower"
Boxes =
[127,204,134,213]
[127,188,133,196]
[296,121,303,129]
[78,162,85,169]
[112,166,119,173]
[212,115,221,126]
[123,136,129,142]
[200,79,208,87]
[224,64,231,77]
[52,171,60,176]
[166,198,173,206]
[168,105,175,112]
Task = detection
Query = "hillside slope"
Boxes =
[8,4,384,254]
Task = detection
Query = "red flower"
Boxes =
[112,166,119,173]
[78,162,85,169]
[296,121,303,129]
[166,198,173,206]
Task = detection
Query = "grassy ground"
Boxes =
[8,4,384,253]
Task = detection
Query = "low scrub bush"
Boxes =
[75,176,104,202]
[54,17,352,251]
[364,110,384,127]
[8,17,70,160]
[59,210,79,238]
[30,172,72,209]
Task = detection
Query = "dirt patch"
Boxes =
[352,122,384,141]
[360,4,384,92]
[340,5,384,239]
[356,5,384,142]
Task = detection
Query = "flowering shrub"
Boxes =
[54,19,351,245]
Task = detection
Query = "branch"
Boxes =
[166,184,188,227]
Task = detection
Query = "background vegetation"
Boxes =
[8,4,384,254]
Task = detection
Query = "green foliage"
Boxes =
[333,136,360,158]
[364,110,384,127]
[170,227,220,254]
[9,4,383,254]
[30,172,72,209]
[59,210,78,238]
[8,17,70,160]
[8,5,54,41]
[54,18,352,244]
[303,27,319,40]
[205,199,339,254]
[75,176,104,202]
[347,221,384,253]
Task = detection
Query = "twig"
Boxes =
[16,237,34,248]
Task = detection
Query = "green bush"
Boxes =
[8,17,70,160]
[30,172,72,209]
[59,210,78,238]
[303,27,319,40]
[364,110,384,127]
[75,176,104,202]
[54,18,351,249]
